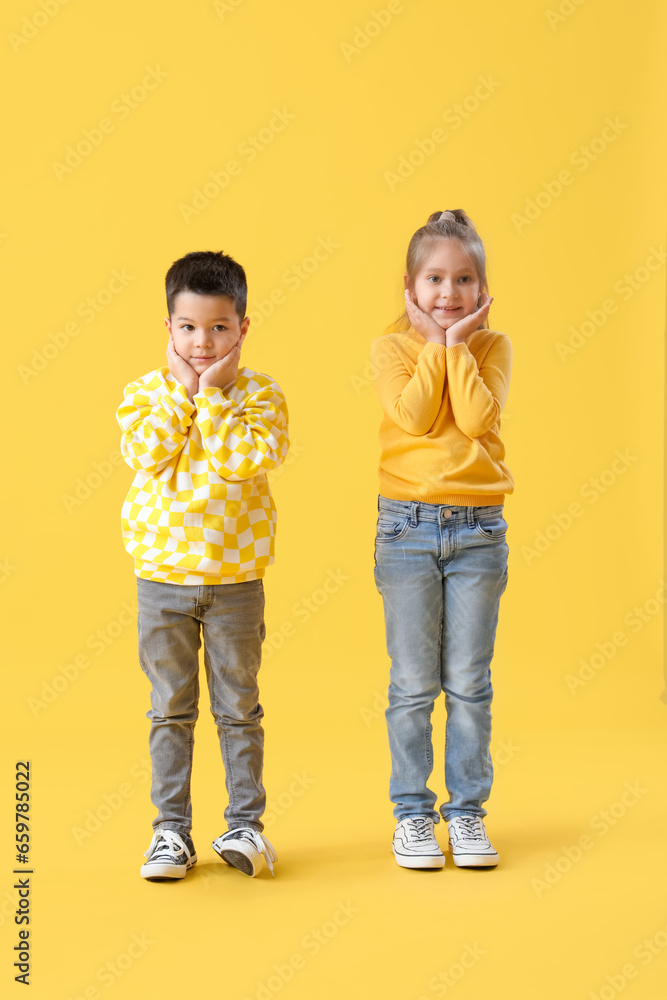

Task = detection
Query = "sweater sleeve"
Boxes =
[116,379,195,474]
[194,382,289,480]
[370,336,448,435]
[445,335,512,438]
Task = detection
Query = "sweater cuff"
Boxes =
[422,341,448,360]
[167,382,196,422]
[445,342,470,360]
[193,386,235,408]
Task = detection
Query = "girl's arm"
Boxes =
[370,337,447,435]
[445,335,512,438]
[116,380,195,474]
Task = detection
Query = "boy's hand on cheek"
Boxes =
[198,340,242,394]
[167,333,199,403]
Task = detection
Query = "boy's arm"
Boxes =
[194,382,289,480]
[445,335,512,438]
[116,379,195,474]
[370,336,447,436]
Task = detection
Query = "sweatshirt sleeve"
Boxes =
[116,378,195,474]
[445,335,512,438]
[370,336,448,435]
[194,382,289,480]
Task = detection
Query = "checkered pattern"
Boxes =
[116,366,289,585]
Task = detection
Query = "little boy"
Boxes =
[116,250,289,881]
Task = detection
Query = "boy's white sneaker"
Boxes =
[212,827,277,877]
[447,815,499,867]
[392,816,446,869]
[140,830,197,881]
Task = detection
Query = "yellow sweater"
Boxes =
[370,323,514,506]
[116,365,289,585]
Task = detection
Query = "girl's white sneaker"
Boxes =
[447,815,499,867]
[392,816,446,869]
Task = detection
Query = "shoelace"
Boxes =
[451,816,486,843]
[221,827,277,877]
[144,830,190,861]
[404,817,435,843]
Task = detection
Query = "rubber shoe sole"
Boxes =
[449,848,498,868]
[215,847,255,876]
[392,845,446,869]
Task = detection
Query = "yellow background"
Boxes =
[2,0,666,997]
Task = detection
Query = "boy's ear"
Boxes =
[239,316,250,340]
[164,317,172,335]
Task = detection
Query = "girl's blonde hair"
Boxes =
[389,208,489,332]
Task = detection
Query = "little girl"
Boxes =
[370,209,514,870]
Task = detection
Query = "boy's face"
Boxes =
[165,292,249,374]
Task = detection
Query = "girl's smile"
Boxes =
[408,239,481,331]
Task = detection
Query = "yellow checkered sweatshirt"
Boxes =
[116,365,289,585]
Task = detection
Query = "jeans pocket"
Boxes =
[474,507,508,539]
[376,513,410,542]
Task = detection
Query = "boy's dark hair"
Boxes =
[165,250,247,320]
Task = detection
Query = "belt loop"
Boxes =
[410,501,419,526]
[467,505,476,528]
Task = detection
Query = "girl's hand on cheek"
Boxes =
[404,290,446,343]
[445,294,493,346]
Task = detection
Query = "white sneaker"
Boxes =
[392,816,446,869]
[212,827,277,877]
[447,815,499,867]
[140,830,197,881]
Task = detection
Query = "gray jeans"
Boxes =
[136,576,267,838]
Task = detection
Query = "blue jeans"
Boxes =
[136,576,267,838]
[373,496,509,824]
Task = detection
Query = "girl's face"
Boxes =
[407,239,481,331]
